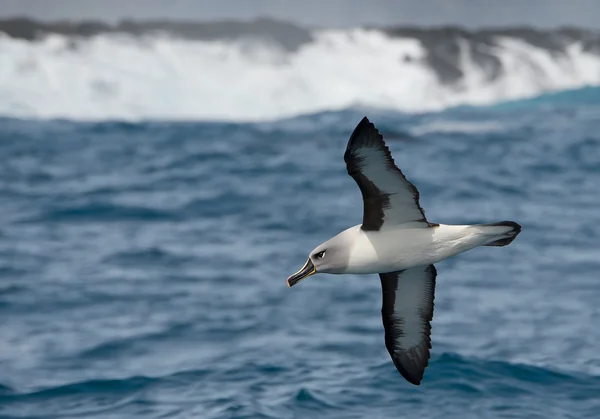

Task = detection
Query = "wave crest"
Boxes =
[1,20,600,121]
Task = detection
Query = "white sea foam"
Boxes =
[1,29,599,121]
[410,120,506,136]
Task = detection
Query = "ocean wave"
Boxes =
[1,96,600,417]
[22,203,180,223]
[1,19,599,121]
[1,354,599,418]
[488,85,600,110]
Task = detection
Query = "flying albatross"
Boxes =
[287,116,521,386]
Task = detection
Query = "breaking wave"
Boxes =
[1,18,600,121]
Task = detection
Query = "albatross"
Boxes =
[286,116,521,386]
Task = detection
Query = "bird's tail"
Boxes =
[476,221,522,247]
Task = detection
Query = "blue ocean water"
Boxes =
[1,90,600,418]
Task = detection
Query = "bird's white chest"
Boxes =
[344,225,475,274]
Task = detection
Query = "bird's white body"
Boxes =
[338,223,515,274]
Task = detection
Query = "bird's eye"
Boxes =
[315,251,326,259]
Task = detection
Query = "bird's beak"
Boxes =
[287,259,316,287]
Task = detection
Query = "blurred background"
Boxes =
[1,1,600,418]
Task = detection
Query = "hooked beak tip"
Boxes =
[286,259,316,288]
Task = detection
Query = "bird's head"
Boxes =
[286,231,354,287]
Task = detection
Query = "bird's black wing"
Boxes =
[344,117,434,231]
[380,264,437,385]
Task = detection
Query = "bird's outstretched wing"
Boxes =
[380,265,436,385]
[344,117,434,231]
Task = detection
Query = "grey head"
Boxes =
[286,227,356,287]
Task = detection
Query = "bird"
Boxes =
[286,116,521,386]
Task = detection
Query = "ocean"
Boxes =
[1,19,600,418]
